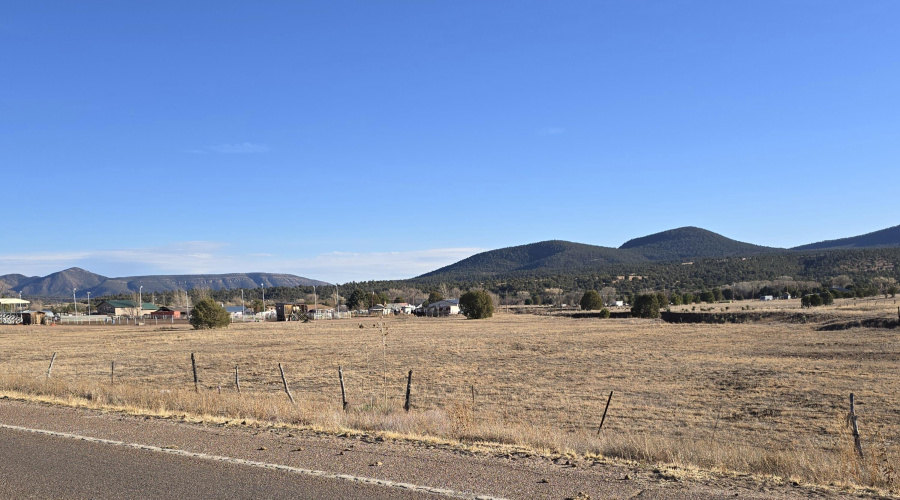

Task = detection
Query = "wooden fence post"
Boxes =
[339,366,348,410]
[471,384,476,423]
[849,393,863,458]
[110,361,115,384]
[404,369,413,412]
[191,353,199,392]
[234,365,241,394]
[597,390,614,435]
[279,363,295,404]
[46,352,57,378]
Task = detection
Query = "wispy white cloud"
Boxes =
[0,243,483,284]
[208,142,270,154]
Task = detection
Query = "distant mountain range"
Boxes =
[418,225,900,280]
[0,268,329,298]
[3,224,899,297]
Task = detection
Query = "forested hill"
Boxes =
[793,224,900,250]
[619,226,780,260]
[418,228,784,281]
[416,240,649,280]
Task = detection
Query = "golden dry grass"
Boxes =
[1,298,898,493]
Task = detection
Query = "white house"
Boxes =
[225,306,246,319]
[369,304,390,316]
[387,302,415,315]
[425,299,460,316]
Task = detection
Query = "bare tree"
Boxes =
[831,275,853,288]
[600,287,617,305]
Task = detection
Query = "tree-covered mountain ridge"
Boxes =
[792,224,900,250]
[417,225,900,280]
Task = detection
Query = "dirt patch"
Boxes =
[817,318,899,331]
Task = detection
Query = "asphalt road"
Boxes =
[0,398,851,500]
[0,426,441,500]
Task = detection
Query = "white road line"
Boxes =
[0,423,506,500]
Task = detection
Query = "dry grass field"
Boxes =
[1,298,898,494]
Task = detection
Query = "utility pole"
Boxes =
[73,288,77,317]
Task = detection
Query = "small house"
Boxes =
[424,299,460,316]
[95,300,159,317]
[150,306,181,319]
[387,302,415,314]
[369,304,390,316]
[225,306,246,319]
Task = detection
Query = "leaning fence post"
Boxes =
[597,390,614,434]
[339,366,348,410]
[404,369,413,412]
[46,352,57,378]
[234,365,241,394]
[279,363,295,404]
[849,393,863,458]
[191,353,199,392]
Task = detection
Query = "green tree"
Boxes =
[888,285,898,298]
[580,290,603,311]
[670,292,683,306]
[699,290,715,303]
[251,299,264,313]
[631,294,660,318]
[189,298,231,329]
[369,291,389,308]
[598,308,611,318]
[712,288,723,302]
[802,294,823,308]
[459,290,494,319]
[346,289,368,310]
[531,292,542,305]
[819,290,834,305]
[656,292,669,309]
[427,291,444,305]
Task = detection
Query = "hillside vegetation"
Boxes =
[418,240,647,280]
[619,226,779,260]
[793,224,900,250]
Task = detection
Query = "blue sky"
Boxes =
[2,1,898,283]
